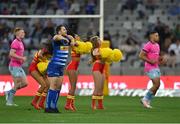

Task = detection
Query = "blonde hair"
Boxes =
[14,27,23,35]
[90,36,100,49]
[90,36,100,63]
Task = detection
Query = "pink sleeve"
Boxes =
[142,43,150,53]
[11,41,19,50]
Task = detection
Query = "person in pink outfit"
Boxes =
[139,31,166,108]
[5,27,28,106]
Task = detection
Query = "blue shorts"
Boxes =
[146,68,161,79]
[9,66,26,78]
[47,63,65,77]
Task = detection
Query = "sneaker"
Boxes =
[6,102,18,106]
[140,99,152,109]
[53,108,60,113]
[45,108,54,113]
[45,108,60,113]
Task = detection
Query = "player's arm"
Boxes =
[53,34,76,46]
[67,35,74,41]
[68,35,78,47]
[37,49,47,61]
[139,50,157,64]
[53,35,63,41]
[68,35,76,46]
[159,53,167,65]
[53,34,69,42]
[9,49,26,62]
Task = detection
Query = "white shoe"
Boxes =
[141,99,152,109]
[6,102,18,106]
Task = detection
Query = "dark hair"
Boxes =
[56,25,64,34]
[72,33,78,38]
[169,50,175,56]
[148,30,158,36]
[41,41,53,55]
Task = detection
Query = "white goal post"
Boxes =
[0,0,104,40]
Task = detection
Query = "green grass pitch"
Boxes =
[0,96,180,123]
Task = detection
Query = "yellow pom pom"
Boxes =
[79,41,87,54]
[85,42,92,53]
[106,58,112,64]
[72,41,80,53]
[112,49,123,62]
[100,48,113,59]
[37,62,49,75]
[73,41,88,54]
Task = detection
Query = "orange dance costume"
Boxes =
[29,48,51,110]
[65,49,81,111]
[29,48,51,73]
[92,49,105,74]
[91,48,105,110]
[66,50,81,71]
[92,61,105,73]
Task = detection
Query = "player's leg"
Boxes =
[65,70,78,111]
[150,77,160,95]
[141,69,161,108]
[51,77,62,112]
[5,77,20,106]
[6,67,28,106]
[45,63,60,113]
[144,77,160,105]
[141,79,159,109]
[30,70,47,110]
[45,76,63,113]
[38,76,49,109]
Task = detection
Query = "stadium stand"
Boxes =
[0,0,179,75]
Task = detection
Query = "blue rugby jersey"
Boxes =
[50,38,71,67]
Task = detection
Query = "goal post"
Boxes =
[0,0,104,40]
[0,0,108,95]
